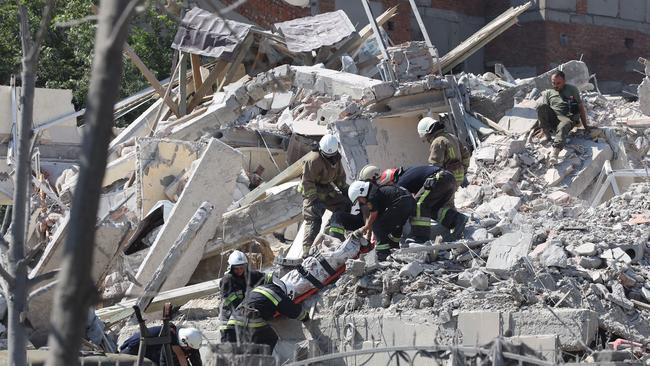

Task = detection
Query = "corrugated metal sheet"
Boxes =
[172,7,252,60]
[274,10,356,53]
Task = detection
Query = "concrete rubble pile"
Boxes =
[5,2,650,365]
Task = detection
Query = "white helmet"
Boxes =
[348,181,370,203]
[417,117,441,138]
[319,134,339,157]
[228,250,248,266]
[178,327,202,349]
[358,165,380,181]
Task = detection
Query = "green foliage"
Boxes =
[0,1,177,115]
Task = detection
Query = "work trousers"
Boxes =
[374,195,416,258]
[327,210,365,241]
[410,171,461,241]
[233,325,278,351]
[537,104,575,149]
[302,190,350,249]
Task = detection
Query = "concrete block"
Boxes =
[135,138,204,218]
[533,60,590,92]
[587,0,619,17]
[574,243,597,256]
[638,77,650,117]
[510,309,598,351]
[474,145,496,163]
[497,100,538,135]
[620,0,646,21]
[494,167,521,187]
[548,190,571,204]
[486,231,533,274]
[399,262,424,279]
[541,0,576,11]
[292,66,395,102]
[566,140,613,197]
[127,139,242,296]
[457,312,502,346]
[476,195,522,216]
[508,335,559,362]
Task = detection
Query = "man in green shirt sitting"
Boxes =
[537,70,590,162]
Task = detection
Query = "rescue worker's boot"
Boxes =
[450,214,468,241]
[438,208,467,241]
[409,217,433,244]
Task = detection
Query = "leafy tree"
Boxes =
[0,1,177,116]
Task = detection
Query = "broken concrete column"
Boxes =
[510,309,598,351]
[292,66,395,103]
[222,182,302,245]
[127,138,242,296]
[566,139,613,197]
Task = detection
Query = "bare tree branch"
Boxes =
[27,0,55,62]
[45,1,136,364]
[26,270,59,290]
[0,265,15,288]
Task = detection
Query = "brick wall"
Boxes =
[486,20,648,85]
[430,0,485,17]
[221,0,310,28]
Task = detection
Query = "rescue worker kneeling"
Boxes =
[348,180,415,261]
[224,277,309,352]
[379,166,468,242]
[219,250,272,343]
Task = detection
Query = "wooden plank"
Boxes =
[97,279,221,324]
[179,53,187,116]
[190,54,203,93]
[123,43,180,117]
[236,153,310,207]
[187,61,228,112]
[217,35,255,92]
[325,6,398,69]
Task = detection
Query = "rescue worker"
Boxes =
[324,164,381,242]
[299,134,350,257]
[219,250,272,343]
[120,325,202,366]
[537,70,590,162]
[225,277,309,352]
[417,117,470,191]
[378,166,468,241]
[348,180,416,261]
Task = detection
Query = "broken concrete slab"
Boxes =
[474,145,496,163]
[108,99,163,161]
[638,77,650,117]
[222,182,302,245]
[292,66,395,102]
[510,309,598,351]
[475,195,522,216]
[497,100,538,135]
[127,138,242,296]
[486,231,533,275]
[566,139,613,197]
[135,138,205,218]
[494,167,521,187]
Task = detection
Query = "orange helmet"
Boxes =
[378,168,400,185]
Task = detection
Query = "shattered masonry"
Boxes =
[4,2,650,365]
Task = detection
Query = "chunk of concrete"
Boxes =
[399,262,424,279]
[638,77,650,117]
[292,66,395,102]
[497,100,538,135]
[579,256,602,269]
[510,309,598,351]
[566,139,613,197]
[476,195,522,216]
[494,167,521,187]
[574,243,597,256]
[508,335,559,362]
[548,190,571,204]
[457,311,502,346]
[474,145,497,163]
[135,138,205,218]
[601,247,632,264]
[470,271,489,291]
[127,139,242,296]
[455,185,484,208]
[486,231,533,274]
[540,243,568,268]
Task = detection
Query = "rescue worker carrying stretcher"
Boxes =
[299,134,350,258]
[224,277,309,352]
[417,117,470,203]
[378,165,468,242]
[219,250,272,343]
[348,180,415,261]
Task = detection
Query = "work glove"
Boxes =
[301,312,310,322]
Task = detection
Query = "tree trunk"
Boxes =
[45,1,134,365]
